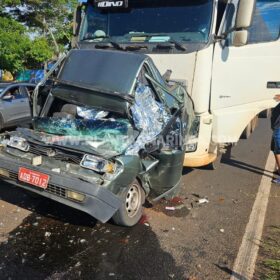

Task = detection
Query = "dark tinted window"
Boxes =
[81,0,213,43]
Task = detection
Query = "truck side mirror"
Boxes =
[2,95,13,101]
[232,0,256,47]
[232,30,249,46]
[235,0,256,29]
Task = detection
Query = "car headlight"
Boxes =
[80,154,116,174]
[7,137,30,152]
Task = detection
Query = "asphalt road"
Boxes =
[0,118,278,280]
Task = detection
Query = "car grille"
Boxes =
[0,168,66,198]
[29,144,83,165]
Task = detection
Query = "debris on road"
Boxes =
[198,198,209,204]
[38,254,46,260]
[45,232,51,238]
[165,207,176,211]
[220,229,225,233]
[151,197,190,217]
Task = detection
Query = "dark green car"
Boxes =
[0,49,194,226]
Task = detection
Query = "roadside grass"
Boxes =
[256,226,280,280]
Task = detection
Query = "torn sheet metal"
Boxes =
[126,83,171,155]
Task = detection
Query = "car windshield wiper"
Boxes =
[126,33,187,51]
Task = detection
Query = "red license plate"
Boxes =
[18,167,50,189]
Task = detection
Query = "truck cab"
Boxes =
[74,0,280,167]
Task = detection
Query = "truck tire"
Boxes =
[259,109,271,119]
[241,122,251,139]
[251,116,259,132]
[113,180,144,227]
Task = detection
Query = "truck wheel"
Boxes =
[251,116,258,132]
[113,180,144,227]
[241,122,251,139]
[259,109,271,119]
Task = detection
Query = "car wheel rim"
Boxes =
[125,184,141,218]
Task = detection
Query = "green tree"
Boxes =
[26,37,53,69]
[0,16,30,73]
[2,0,76,51]
[0,16,53,73]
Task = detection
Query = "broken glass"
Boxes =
[33,117,135,155]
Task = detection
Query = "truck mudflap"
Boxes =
[0,154,122,223]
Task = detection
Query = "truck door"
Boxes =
[211,0,280,143]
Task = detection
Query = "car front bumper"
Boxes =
[0,153,121,223]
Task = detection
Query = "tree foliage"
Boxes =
[0,0,77,73]
[2,0,76,47]
[0,16,52,73]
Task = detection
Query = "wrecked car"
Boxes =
[0,49,194,226]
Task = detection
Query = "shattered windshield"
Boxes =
[33,117,136,157]
[33,82,172,158]
[80,0,213,44]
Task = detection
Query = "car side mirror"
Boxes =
[2,95,13,101]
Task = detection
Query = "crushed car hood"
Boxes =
[57,49,149,96]
[12,126,134,159]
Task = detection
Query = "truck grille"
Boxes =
[0,168,66,198]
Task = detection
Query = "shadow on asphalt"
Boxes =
[215,264,248,280]
[220,156,274,180]
[0,183,186,280]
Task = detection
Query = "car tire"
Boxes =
[113,180,144,227]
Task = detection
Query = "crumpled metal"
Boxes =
[77,107,109,120]
[125,83,170,155]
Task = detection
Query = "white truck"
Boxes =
[74,0,280,167]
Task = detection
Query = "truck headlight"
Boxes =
[7,137,30,152]
[80,154,116,174]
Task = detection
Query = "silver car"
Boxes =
[0,83,35,130]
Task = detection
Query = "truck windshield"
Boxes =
[80,0,213,44]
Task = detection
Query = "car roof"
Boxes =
[58,49,149,96]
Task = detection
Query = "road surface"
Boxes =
[0,118,279,280]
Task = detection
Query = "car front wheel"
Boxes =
[113,180,144,227]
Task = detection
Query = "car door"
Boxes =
[21,86,33,119]
[211,0,280,143]
[1,86,30,125]
[140,61,190,196]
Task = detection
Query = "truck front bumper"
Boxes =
[0,154,121,223]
